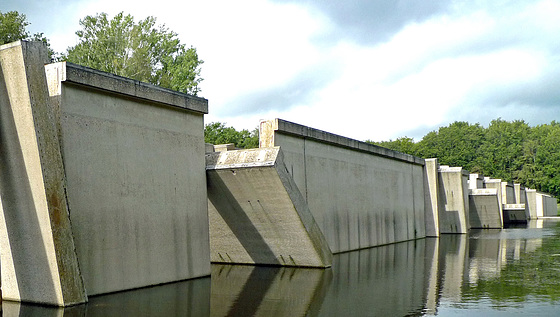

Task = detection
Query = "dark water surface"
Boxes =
[4,219,560,316]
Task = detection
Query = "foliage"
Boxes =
[64,12,203,95]
[0,11,55,60]
[205,122,259,149]
[373,119,560,197]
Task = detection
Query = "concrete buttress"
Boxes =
[206,147,332,268]
[0,41,87,306]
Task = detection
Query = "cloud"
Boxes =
[271,0,450,45]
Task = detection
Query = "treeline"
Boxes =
[370,119,560,197]
[204,122,259,149]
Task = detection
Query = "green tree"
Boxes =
[205,122,259,149]
[64,12,203,95]
[0,11,55,59]
[369,136,417,155]
[416,121,486,172]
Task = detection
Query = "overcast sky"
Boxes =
[5,0,560,141]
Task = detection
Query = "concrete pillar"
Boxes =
[468,174,484,190]
[0,41,87,306]
[469,189,502,228]
[424,159,440,237]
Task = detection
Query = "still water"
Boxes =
[4,219,560,316]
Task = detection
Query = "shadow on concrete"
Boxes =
[207,171,280,265]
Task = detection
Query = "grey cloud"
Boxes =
[273,0,451,45]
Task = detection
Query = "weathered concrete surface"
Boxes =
[469,189,503,228]
[43,61,211,296]
[525,189,538,219]
[0,41,86,306]
[424,159,441,237]
[501,181,515,205]
[503,204,528,223]
[206,147,332,267]
[541,193,558,217]
[483,178,504,219]
[438,167,470,233]
[259,119,426,253]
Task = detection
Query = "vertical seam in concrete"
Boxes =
[303,137,308,202]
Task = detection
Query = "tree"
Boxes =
[205,122,259,149]
[0,11,55,60]
[64,12,203,95]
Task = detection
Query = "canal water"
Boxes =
[4,219,560,316]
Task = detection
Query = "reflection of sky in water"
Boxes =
[5,219,560,316]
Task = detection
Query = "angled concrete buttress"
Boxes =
[206,147,332,268]
[0,41,87,306]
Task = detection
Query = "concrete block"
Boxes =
[44,61,211,296]
[438,167,470,233]
[0,41,86,306]
[206,147,332,267]
[468,174,484,190]
[501,181,515,205]
[259,119,426,253]
[469,189,503,228]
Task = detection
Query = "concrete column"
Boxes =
[0,41,86,306]
[424,159,440,237]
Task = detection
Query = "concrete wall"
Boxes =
[525,189,538,219]
[543,194,558,217]
[206,147,332,267]
[260,119,427,253]
[44,62,211,296]
[0,40,211,305]
[468,174,484,190]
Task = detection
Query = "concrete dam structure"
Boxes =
[0,41,210,306]
[1,40,558,307]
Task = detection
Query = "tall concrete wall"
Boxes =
[206,147,332,267]
[0,41,86,306]
[45,62,211,296]
[0,41,211,305]
[469,189,503,228]
[260,119,427,253]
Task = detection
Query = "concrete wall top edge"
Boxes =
[52,62,208,114]
[267,118,425,166]
[206,147,281,170]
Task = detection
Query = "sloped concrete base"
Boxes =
[469,189,503,228]
[206,147,332,268]
[503,204,528,223]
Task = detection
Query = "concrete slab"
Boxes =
[469,189,503,228]
[0,41,86,306]
[206,147,332,267]
[525,189,538,219]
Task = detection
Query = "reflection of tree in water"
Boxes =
[461,223,560,307]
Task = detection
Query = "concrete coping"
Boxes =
[484,178,502,184]
[206,147,281,170]
[48,62,208,114]
[503,204,526,210]
[471,188,498,195]
[213,144,237,152]
[525,188,537,193]
[261,118,425,166]
[439,166,469,175]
